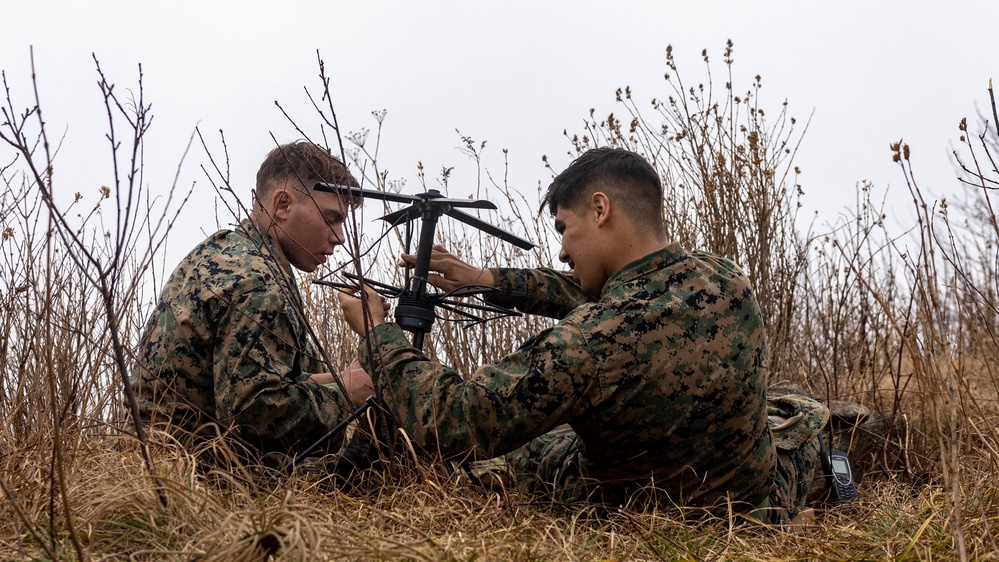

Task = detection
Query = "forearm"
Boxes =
[359,322,590,459]
[485,267,591,318]
[357,325,491,455]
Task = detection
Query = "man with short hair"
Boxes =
[339,147,826,523]
[131,140,374,457]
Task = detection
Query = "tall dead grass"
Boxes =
[1,45,998,560]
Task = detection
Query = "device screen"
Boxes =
[832,457,850,474]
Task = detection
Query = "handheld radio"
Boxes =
[818,433,858,503]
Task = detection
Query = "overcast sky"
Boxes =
[2,1,996,269]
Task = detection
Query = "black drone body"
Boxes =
[314,183,535,350]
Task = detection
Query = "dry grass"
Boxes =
[2,437,997,561]
[3,45,999,560]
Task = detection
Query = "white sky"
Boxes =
[2,1,997,270]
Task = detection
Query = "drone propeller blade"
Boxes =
[377,199,496,226]
[427,198,498,210]
[314,183,418,205]
[403,189,495,209]
[320,184,501,214]
[378,206,420,226]
[445,208,536,250]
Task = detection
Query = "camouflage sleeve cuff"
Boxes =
[482,267,525,310]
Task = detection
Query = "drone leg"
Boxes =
[404,214,414,289]
[411,206,440,296]
[394,204,442,350]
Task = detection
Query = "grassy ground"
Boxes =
[2,434,993,561]
[0,439,995,560]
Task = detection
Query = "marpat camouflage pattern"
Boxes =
[131,219,348,454]
[359,243,816,516]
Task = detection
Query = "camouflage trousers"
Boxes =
[503,425,590,502]
[762,393,828,524]
[498,394,829,526]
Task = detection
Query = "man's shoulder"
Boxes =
[686,249,746,279]
[557,300,615,338]
[569,250,757,331]
[167,224,279,295]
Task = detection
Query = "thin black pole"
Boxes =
[267,395,377,485]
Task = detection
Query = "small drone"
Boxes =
[313,183,536,350]
[270,183,534,482]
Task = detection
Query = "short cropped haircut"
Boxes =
[255,141,360,204]
[541,147,664,230]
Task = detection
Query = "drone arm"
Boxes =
[437,298,520,316]
[314,183,417,205]
[445,208,535,250]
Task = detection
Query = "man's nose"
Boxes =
[558,249,570,264]
[331,224,345,245]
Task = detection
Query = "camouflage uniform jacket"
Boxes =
[360,243,777,508]
[131,219,347,454]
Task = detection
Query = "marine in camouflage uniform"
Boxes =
[132,219,348,454]
[130,141,373,458]
[340,147,827,523]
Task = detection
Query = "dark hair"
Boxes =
[255,141,359,203]
[541,147,663,229]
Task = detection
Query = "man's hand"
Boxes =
[398,244,496,293]
[337,284,389,336]
[308,372,337,385]
[339,359,375,406]
[308,361,376,407]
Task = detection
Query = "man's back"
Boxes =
[557,244,776,506]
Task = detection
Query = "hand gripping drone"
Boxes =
[313,182,536,350]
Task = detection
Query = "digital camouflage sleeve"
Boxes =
[359,243,778,512]
[131,219,348,454]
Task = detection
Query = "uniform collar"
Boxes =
[600,243,686,298]
[236,218,296,278]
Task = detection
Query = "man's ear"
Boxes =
[271,187,294,221]
[591,192,611,227]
